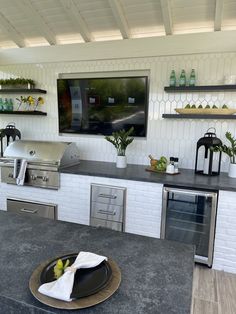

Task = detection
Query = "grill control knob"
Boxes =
[31,175,37,180]
[42,176,48,182]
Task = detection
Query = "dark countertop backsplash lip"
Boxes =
[61,160,236,192]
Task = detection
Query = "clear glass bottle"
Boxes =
[174,157,179,173]
[166,157,175,174]
[169,70,176,87]
[179,70,186,86]
[189,69,196,86]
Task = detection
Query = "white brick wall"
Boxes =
[0,52,236,171]
[213,190,236,274]
[0,173,163,238]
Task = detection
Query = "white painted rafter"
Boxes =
[60,0,93,42]
[214,0,224,31]
[160,0,173,35]
[108,0,130,39]
[0,11,25,48]
[14,0,57,45]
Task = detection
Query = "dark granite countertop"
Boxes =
[0,211,194,314]
[61,160,236,192]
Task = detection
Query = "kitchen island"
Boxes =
[0,211,194,314]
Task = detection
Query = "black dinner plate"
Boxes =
[40,253,112,299]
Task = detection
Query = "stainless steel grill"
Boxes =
[0,140,80,189]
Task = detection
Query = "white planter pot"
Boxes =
[228,163,236,178]
[116,155,127,168]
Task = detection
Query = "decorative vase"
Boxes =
[116,155,127,168]
[228,163,236,178]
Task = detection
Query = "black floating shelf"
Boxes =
[164,85,236,92]
[0,110,47,116]
[0,88,47,94]
[162,114,236,120]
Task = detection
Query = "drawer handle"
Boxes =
[98,209,116,215]
[98,193,117,199]
[20,208,38,214]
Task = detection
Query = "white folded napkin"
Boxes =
[38,251,107,302]
[13,158,21,178]
[16,159,27,185]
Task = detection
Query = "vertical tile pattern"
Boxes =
[0,52,236,170]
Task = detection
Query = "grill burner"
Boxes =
[0,140,80,189]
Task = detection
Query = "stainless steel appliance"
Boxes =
[161,186,218,267]
[0,140,80,189]
[7,198,57,219]
[90,184,126,231]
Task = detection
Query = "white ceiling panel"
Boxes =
[0,0,234,49]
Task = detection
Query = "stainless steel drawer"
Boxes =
[91,184,125,206]
[90,217,123,232]
[7,198,57,220]
[91,202,123,223]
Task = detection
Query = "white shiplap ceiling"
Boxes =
[0,0,235,49]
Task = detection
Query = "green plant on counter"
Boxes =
[105,127,134,156]
[212,132,236,164]
[0,78,35,86]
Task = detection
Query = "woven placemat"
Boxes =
[29,255,121,310]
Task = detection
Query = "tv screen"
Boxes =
[57,76,148,137]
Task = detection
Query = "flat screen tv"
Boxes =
[57,76,148,137]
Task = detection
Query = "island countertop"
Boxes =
[0,211,194,314]
[61,160,236,192]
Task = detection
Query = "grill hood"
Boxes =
[2,140,80,168]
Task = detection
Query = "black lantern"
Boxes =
[195,128,222,176]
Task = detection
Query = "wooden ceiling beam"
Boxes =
[0,11,25,48]
[60,0,93,42]
[108,0,130,39]
[214,0,224,31]
[14,0,57,45]
[160,0,173,35]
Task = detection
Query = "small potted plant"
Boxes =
[212,132,236,178]
[105,127,134,168]
[0,78,35,89]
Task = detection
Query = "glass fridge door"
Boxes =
[161,187,217,266]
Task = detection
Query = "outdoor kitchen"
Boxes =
[0,1,236,314]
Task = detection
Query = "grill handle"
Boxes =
[98,193,117,199]
[20,208,38,214]
[98,209,116,215]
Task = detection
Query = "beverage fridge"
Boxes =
[161,186,218,267]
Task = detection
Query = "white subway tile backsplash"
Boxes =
[1,53,236,169]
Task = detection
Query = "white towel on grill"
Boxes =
[13,158,21,178]
[38,251,107,302]
[16,159,27,185]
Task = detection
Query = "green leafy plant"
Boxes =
[212,132,236,164]
[105,127,134,156]
[0,78,34,86]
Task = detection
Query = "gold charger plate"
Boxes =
[175,108,236,115]
[29,255,121,310]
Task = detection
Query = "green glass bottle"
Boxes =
[169,70,176,87]
[3,98,8,111]
[0,98,3,111]
[189,69,196,86]
[179,70,186,86]
[8,98,14,111]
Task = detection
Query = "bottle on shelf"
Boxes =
[3,98,9,111]
[189,69,196,86]
[8,98,14,111]
[0,98,3,111]
[169,70,176,87]
[179,70,186,86]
